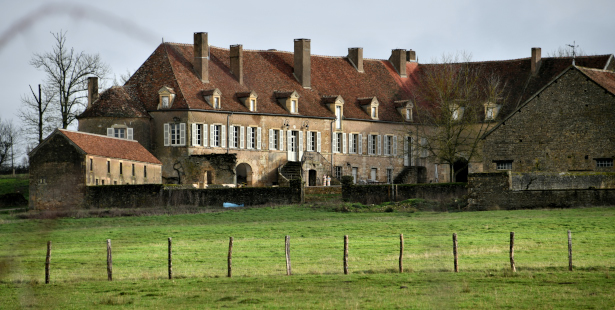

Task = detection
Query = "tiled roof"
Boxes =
[79,85,149,119]
[577,66,615,95]
[59,129,162,164]
[107,40,612,123]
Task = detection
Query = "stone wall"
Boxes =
[510,172,615,190]
[84,179,303,208]
[342,182,467,205]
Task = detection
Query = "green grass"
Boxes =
[1,206,614,309]
[0,175,28,205]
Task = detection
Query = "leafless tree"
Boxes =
[29,31,109,129]
[18,84,56,144]
[0,118,20,169]
[113,69,132,86]
[414,52,506,182]
[548,45,586,57]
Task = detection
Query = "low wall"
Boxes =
[468,172,615,210]
[511,172,615,190]
[305,186,342,195]
[84,179,303,208]
[342,182,467,205]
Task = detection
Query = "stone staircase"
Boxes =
[281,161,302,181]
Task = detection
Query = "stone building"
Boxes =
[28,129,162,209]
[77,31,614,187]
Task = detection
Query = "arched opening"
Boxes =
[453,158,469,183]
[236,163,253,186]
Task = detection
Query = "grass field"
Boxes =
[1,205,614,309]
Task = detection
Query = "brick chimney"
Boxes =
[531,47,541,76]
[230,44,243,84]
[348,48,364,73]
[389,49,407,78]
[407,50,416,62]
[194,32,209,83]
[294,38,311,88]
[87,76,98,108]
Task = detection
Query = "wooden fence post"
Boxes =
[285,235,292,276]
[399,234,404,273]
[568,230,572,271]
[227,237,233,277]
[510,232,516,272]
[343,235,349,275]
[45,241,51,284]
[168,237,173,280]
[107,239,112,281]
[453,233,458,273]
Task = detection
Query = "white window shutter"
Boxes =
[343,133,347,154]
[377,135,382,155]
[228,125,233,148]
[107,128,114,137]
[404,137,409,166]
[210,124,215,147]
[393,136,398,156]
[240,126,245,149]
[307,131,312,151]
[127,128,133,140]
[358,134,363,155]
[203,124,208,147]
[411,137,416,166]
[332,132,338,153]
[221,125,226,148]
[192,123,197,146]
[384,136,389,155]
[368,135,372,155]
[317,131,321,153]
[179,123,186,146]
[299,131,303,152]
[269,129,274,150]
[287,130,292,152]
[163,124,169,146]
[257,127,262,150]
[349,134,354,153]
[280,130,284,151]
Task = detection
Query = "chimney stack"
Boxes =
[194,32,209,83]
[230,44,243,84]
[407,50,416,62]
[531,47,541,76]
[389,49,407,78]
[87,76,98,108]
[294,38,311,88]
[348,48,364,73]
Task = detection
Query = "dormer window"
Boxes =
[158,86,176,109]
[395,100,413,122]
[274,91,301,114]
[359,97,379,120]
[237,91,258,112]
[483,102,501,121]
[322,95,345,130]
[202,88,222,109]
[450,103,464,121]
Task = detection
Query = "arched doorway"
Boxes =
[453,158,468,182]
[236,163,253,186]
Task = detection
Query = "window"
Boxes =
[269,129,285,151]
[162,96,169,108]
[144,166,147,178]
[336,133,342,153]
[250,99,255,111]
[420,138,428,158]
[335,166,342,180]
[405,108,412,121]
[247,127,257,149]
[114,128,125,139]
[370,168,377,181]
[291,100,297,113]
[119,162,123,175]
[101,179,105,185]
[384,135,397,156]
[107,161,110,173]
[332,132,345,153]
[486,107,494,120]
[212,125,222,147]
[96,179,99,185]
[368,134,380,155]
[107,127,133,140]
[89,158,93,171]
[496,161,513,170]
[229,126,240,148]
[371,106,376,118]
[192,123,207,147]
[349,134,360,154]
[132,164,135,176]
[596,158,613,167]
[164,123,186,146]
[335,106,342,129]
[214,96,220,109]
[387,169,393,184]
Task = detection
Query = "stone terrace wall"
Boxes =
[510,172,615,190]
[468,172,615,210]
[342,182,467,205]
[85,179,303,208]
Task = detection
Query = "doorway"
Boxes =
[453,159,468,182]
[236,163,253,186]
[308,169,317,186]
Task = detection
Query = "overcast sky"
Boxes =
[1,0,614,154]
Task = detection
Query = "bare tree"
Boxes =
[113,69,132,86]
[0,118,20,169]
[548,45,586,57]
[29,31,109,129]
[415,52,506,182]
[18,84,56,144]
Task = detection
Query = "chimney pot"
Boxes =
[389,49,407,78]
[194,32,209,83]
[348,48,364,73]
[294,38,311,88]
[87,76,98,108]
[531,47,541,76]
[230,44,243,85]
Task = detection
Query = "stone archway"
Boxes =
[236,163,253,186]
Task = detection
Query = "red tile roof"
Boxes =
[79,85,149,119]
[59,129,162,164]
[81,40,613,123]
[578,66,615,95]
